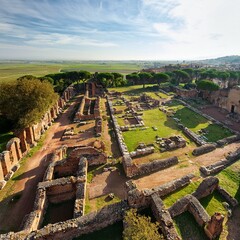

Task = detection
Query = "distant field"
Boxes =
[0,62,141,83]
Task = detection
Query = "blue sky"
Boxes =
[0,0,240,60]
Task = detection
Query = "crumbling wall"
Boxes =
[192,144,216,156]
[175,87,199,99]
[74,92,100,121]
[169,194,210,227]
[217,186,238,207]
[26,201,129,240]
[22,189,48,232]
[181,125,206,146]
[74,157,88,218]
[127,174,194,208]
[150,193,180,240]
[216,134,240,147]
[200,147,240,176]
[192,177,219,200]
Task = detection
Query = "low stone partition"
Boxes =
[27,201,128,240]
[123,156,179,178]
[181,125,206,146]
[150,193,180,240]
[174,87,199,99]
[74,157,88,218]
[216,134,240,147]
[216,186,238,208]
[169,194,210,227]
[200,147,240,176]
[127,174,194,208]
[129,147,154,158]
[192,144,217,156]
[53,146,107,178]
[192,177,219,200]
[136,156,179,177]
[74,95,100,121]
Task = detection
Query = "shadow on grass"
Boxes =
[174,107,208,128]
[174,212,208,240]
[123,86,158,96]
[74,221,123,240]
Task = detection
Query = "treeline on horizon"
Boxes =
[45,67,240,92]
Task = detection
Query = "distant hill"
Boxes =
[199,55,240,65]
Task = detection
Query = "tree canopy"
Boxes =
[153,72,170,86]
[196,79,220,91]
[0,78,58,129]
[139,72,152,88]
[123,209,162,240]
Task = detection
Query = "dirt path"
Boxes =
[133,141,240,190]
[0,97,81,233]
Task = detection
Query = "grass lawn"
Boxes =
[217,161,240,202]
[166,100,232,142]
[122,108,183,152]
[109,85,169,99]
[85,194,121,215]
[0,132,15,152]
[163,179,201,208]
[174,211,208,240]
[0,116,15,152]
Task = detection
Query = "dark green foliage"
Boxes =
[126,73,140,85]
[138,72,153,88]
[196,79,220,91]
[123,209,162,240]
[0,78,58,129]
[153,72,170,86]
[173,70,190,84]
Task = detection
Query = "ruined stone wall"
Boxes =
[175,87,199,99]
[200,147,240,176]
[203,87,240,115]
[168,194,210,227]
[150,193,180,240]
[127,174,194,208]
[22,189,48,232]
[75,91,101,121]
[0,85,76,187]
[19,201,128,240]
[192,144,216,156]
[74,157,88,218]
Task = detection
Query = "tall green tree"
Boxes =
[196,79,220,91]
[173,70,190,85]
[97,72,114,87]
[126,73,140,85]
[153,72,170,87]
[0,78,58,129]
[123,209,162,240]
[139,72,152,88]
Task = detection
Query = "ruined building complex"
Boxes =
[0,81,240,239]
